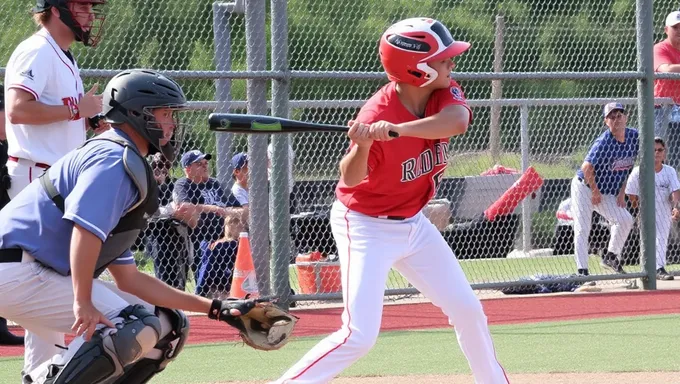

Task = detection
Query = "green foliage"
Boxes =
[0,0,672,170]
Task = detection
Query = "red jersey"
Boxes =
[653,39,680,104]
[336,80,472,218]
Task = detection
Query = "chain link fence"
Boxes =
[2,0,678,305]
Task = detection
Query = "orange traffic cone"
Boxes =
[484,166,544,222]
[229,232,259,298]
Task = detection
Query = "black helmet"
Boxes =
[102,69,188,162]
[33,0,107,47]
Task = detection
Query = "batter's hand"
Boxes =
[347,120,373,148]
[591,190,602,205]
[72,300,115,342]
[369,121,399,141]
[78,84,104,119]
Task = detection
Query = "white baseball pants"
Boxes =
[0,252,172,380]
[571,177,633,270]
[272,201,509,384]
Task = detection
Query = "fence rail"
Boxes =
[1,0,673,307]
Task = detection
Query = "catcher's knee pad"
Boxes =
[109,307,190,384]
[27,304,161,384]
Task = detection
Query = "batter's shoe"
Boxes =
[656,268,674,281]
[0,317,24,346]
[601,252,626,274]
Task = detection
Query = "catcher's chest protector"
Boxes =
[40,137,160,277]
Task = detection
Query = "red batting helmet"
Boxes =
[379,18,470,87]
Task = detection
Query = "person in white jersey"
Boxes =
[4,0,109,199]
[625,137,680,280]
[3,0,108,377]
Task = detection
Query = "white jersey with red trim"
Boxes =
[4,28,86,166]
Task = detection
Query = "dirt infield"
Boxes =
[219,372,680,384]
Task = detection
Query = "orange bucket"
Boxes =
[295,252,342,294]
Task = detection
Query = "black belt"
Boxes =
[0,248,23,263]
[374,215,407,221]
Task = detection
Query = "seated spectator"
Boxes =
[173,149,246,281]
[145,153,199,290]
[230,152,249,206]
[195,214,245,298]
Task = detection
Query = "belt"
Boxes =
[0,248,23,263]
[8,156,49,169]
[374,215,407,221]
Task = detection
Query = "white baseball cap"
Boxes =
[666,11,680,27]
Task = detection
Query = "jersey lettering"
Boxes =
[61,93,83,108]
[432,168,445,197]
[400,143,448,183]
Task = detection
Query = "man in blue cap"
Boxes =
[174,149,245,285]
[230,152,249,206]
[570,102,638,279]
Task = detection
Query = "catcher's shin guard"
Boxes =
[110,307,190,384]
[26,305,161,384]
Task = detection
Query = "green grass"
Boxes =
[3,314,676,383]
[445,152,578,179]
[130,253,647,296]
[297,151,581,181]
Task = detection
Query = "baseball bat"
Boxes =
[207,113,399,137]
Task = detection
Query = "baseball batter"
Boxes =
[273,18,508,384]
[625,137,680,280]
[572,102,638,277]
[4,0,108,199]
[0,69,265,384]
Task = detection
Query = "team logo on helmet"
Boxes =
[387,35,431,53]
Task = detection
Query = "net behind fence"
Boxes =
[1,0,677,305]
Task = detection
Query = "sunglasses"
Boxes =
[606,111,627,119]
[655,148,665,153]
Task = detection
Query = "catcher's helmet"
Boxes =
[379,18,470,87]
[102,69,188,162]
[33,0,107,47]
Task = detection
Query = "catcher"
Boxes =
[0,69,296,384]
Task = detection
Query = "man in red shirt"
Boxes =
[654,10,680,168]
[272,18,508,384]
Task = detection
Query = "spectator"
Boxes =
[552,197,611,259]
[0,84,23,346]
[267,141,297,213]
[144,153,199,290]
[195,213,245,298]
[173,149,245,281]
[625,137,680,280]
[571,102,637,278]
[653,10,680,168]
[230,152,248,206]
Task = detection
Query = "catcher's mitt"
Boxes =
[208,297,298,351]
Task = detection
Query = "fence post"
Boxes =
[269,0,292,308]
[212,2,238,187]
[244,0,271,295]
[520,105,532,252]
[490,15,505,165]
[636,0,656,290]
